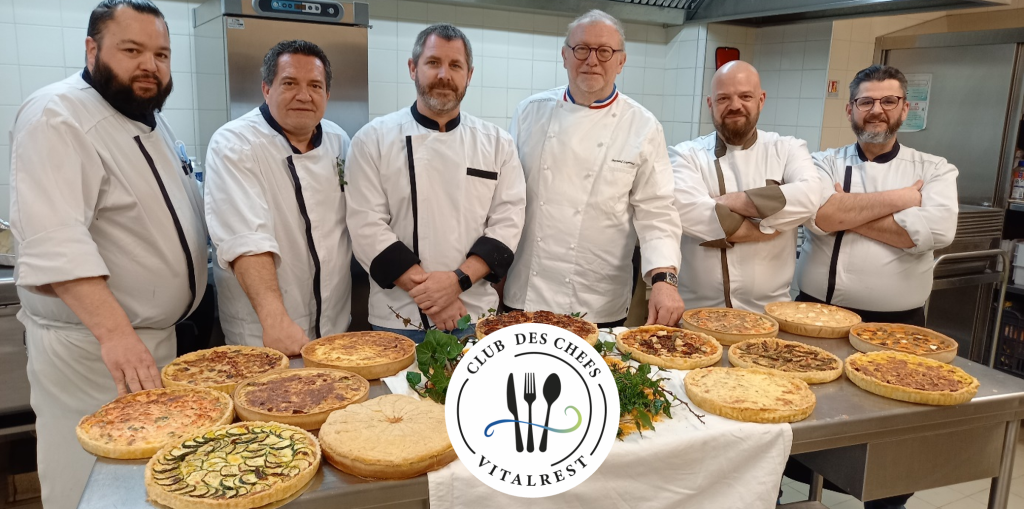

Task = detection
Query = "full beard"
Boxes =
[714,109,759,146]
[415,75,465,115]
[91,52,173,119]
[852,113,902,144]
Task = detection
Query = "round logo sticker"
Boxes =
[445,323,619,498]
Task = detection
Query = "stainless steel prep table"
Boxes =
[79,332,1024,509]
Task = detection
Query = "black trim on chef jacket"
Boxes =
[259,102,323,154]
[370,242,420,289]
[133,136,197,323]
[285,155,324,339]
[855,140,901,164]
[404,135,432,329]
[469,237,514,284]
[82,68,157,130]
[410,102,461,131]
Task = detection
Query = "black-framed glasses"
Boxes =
[566,44,623,62]
[851,95,904,111]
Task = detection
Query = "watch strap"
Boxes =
[454,268,473,292]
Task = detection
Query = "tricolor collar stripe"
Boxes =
[563,86,619,109]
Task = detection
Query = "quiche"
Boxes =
[681,308,779,345]
[161,345,290,394]
[849,323,958,363]
[615,325,722,370]
[145,421,320,509]
[76,388,234,459]
[476,310,599,345]
[319,395,456,479]
[301,331,415,380]
[764,301,861,338]
[845,351,979,405]
[728,337,843,384]
[233,368,370,430]
[684,367,816,423]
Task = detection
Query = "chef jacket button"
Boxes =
[548,134,555,139]
[577,207,583,213]
[586,173,593,178]
[532,271,538,276]
[598,142,604,147]
[612,113,618,117]
[564,278,570,283]
[570,244,576,249]
[540,201,545,206]
[537,238,542,243]
[542,165,549,170]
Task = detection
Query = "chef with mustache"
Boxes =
[670,60,821,311]
[346,23,526,341]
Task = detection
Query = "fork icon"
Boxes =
[524,373,536,452]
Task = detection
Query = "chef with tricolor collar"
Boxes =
[7,1,206,507]
[504,10,685,328]
[346,24,526,342]
[205,40,352,355]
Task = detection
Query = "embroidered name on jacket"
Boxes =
[610,159,636,166]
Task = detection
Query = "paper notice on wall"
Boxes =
[900,74,931,132]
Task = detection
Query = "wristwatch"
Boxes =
[651,271,678,288]
[454,268,473,292]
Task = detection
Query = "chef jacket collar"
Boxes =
[713,130,758,158]
[564,85,619,109]
[856,140,901,164]
[410,102,461,132]
[259,102,324,154]
[81,67,157,130]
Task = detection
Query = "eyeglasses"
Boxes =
[851,95,904,111]
[566,44,624,63]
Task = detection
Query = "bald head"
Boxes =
[707,60,765,145]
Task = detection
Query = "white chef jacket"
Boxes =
[346,104,526,329]
[797,142,958,311]
[504,87,682,323]
[670,131,821,312]
[205,105,352,345]
[9,71,206,509]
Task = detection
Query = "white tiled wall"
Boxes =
[697,23,757,138]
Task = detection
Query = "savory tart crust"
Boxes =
[684,367,816,423]
[615,325,722,370]
[319,395,456,479]
[144,421,320,509]
[848,323,958,363]
[845,351,979,405]
[476,310,599,345]
[300,332,415,380]
[232,368,370,430]
[681,308,780,345]
[77,388,234,460]
[728,337,843,384]
[161,346,290,394]
[764,301,861,338]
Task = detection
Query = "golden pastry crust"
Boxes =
[233,368,370,430]
[848,323,958,363]
[76,388,234,460]
[682,308,779,345]
[845,351,979,405]
[764,301,861,338]
[144,422,320,509]
[301,332,415,380]
[684,367,816,423]
[476,310,599,345]
[319,395,455,479]
[161,346,290,394]
[615,325,722,370]
[728,337,843,384]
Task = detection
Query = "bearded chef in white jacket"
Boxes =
[505,10,685,328]
[8,1,206,507]
[205,40,351,354]
[669,60,821,311]
[346,24,526,342]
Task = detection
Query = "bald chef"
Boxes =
[505,10,684,327]
[670,60,821,311]
[8,0,205,507]
[205,40,351,355]
[346,24,526,341]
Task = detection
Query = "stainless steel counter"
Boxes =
[79,332,1024,509]
[0,267,29,424]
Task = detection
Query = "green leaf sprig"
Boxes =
[405,314,474,404]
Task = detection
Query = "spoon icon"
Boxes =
[539,374,561,452]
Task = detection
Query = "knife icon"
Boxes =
[506,373,524,452]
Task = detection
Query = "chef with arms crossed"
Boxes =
[792,64,958,509]
[205,40,352,355]
[346,23,526,342]
[8,0,205,507]
[504,10,685,328]
[669,60,821,311]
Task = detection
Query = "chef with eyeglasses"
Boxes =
[505,9,684,328]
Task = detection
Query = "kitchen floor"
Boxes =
[781,426,1024,508]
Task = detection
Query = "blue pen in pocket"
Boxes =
[176,141,194,176]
